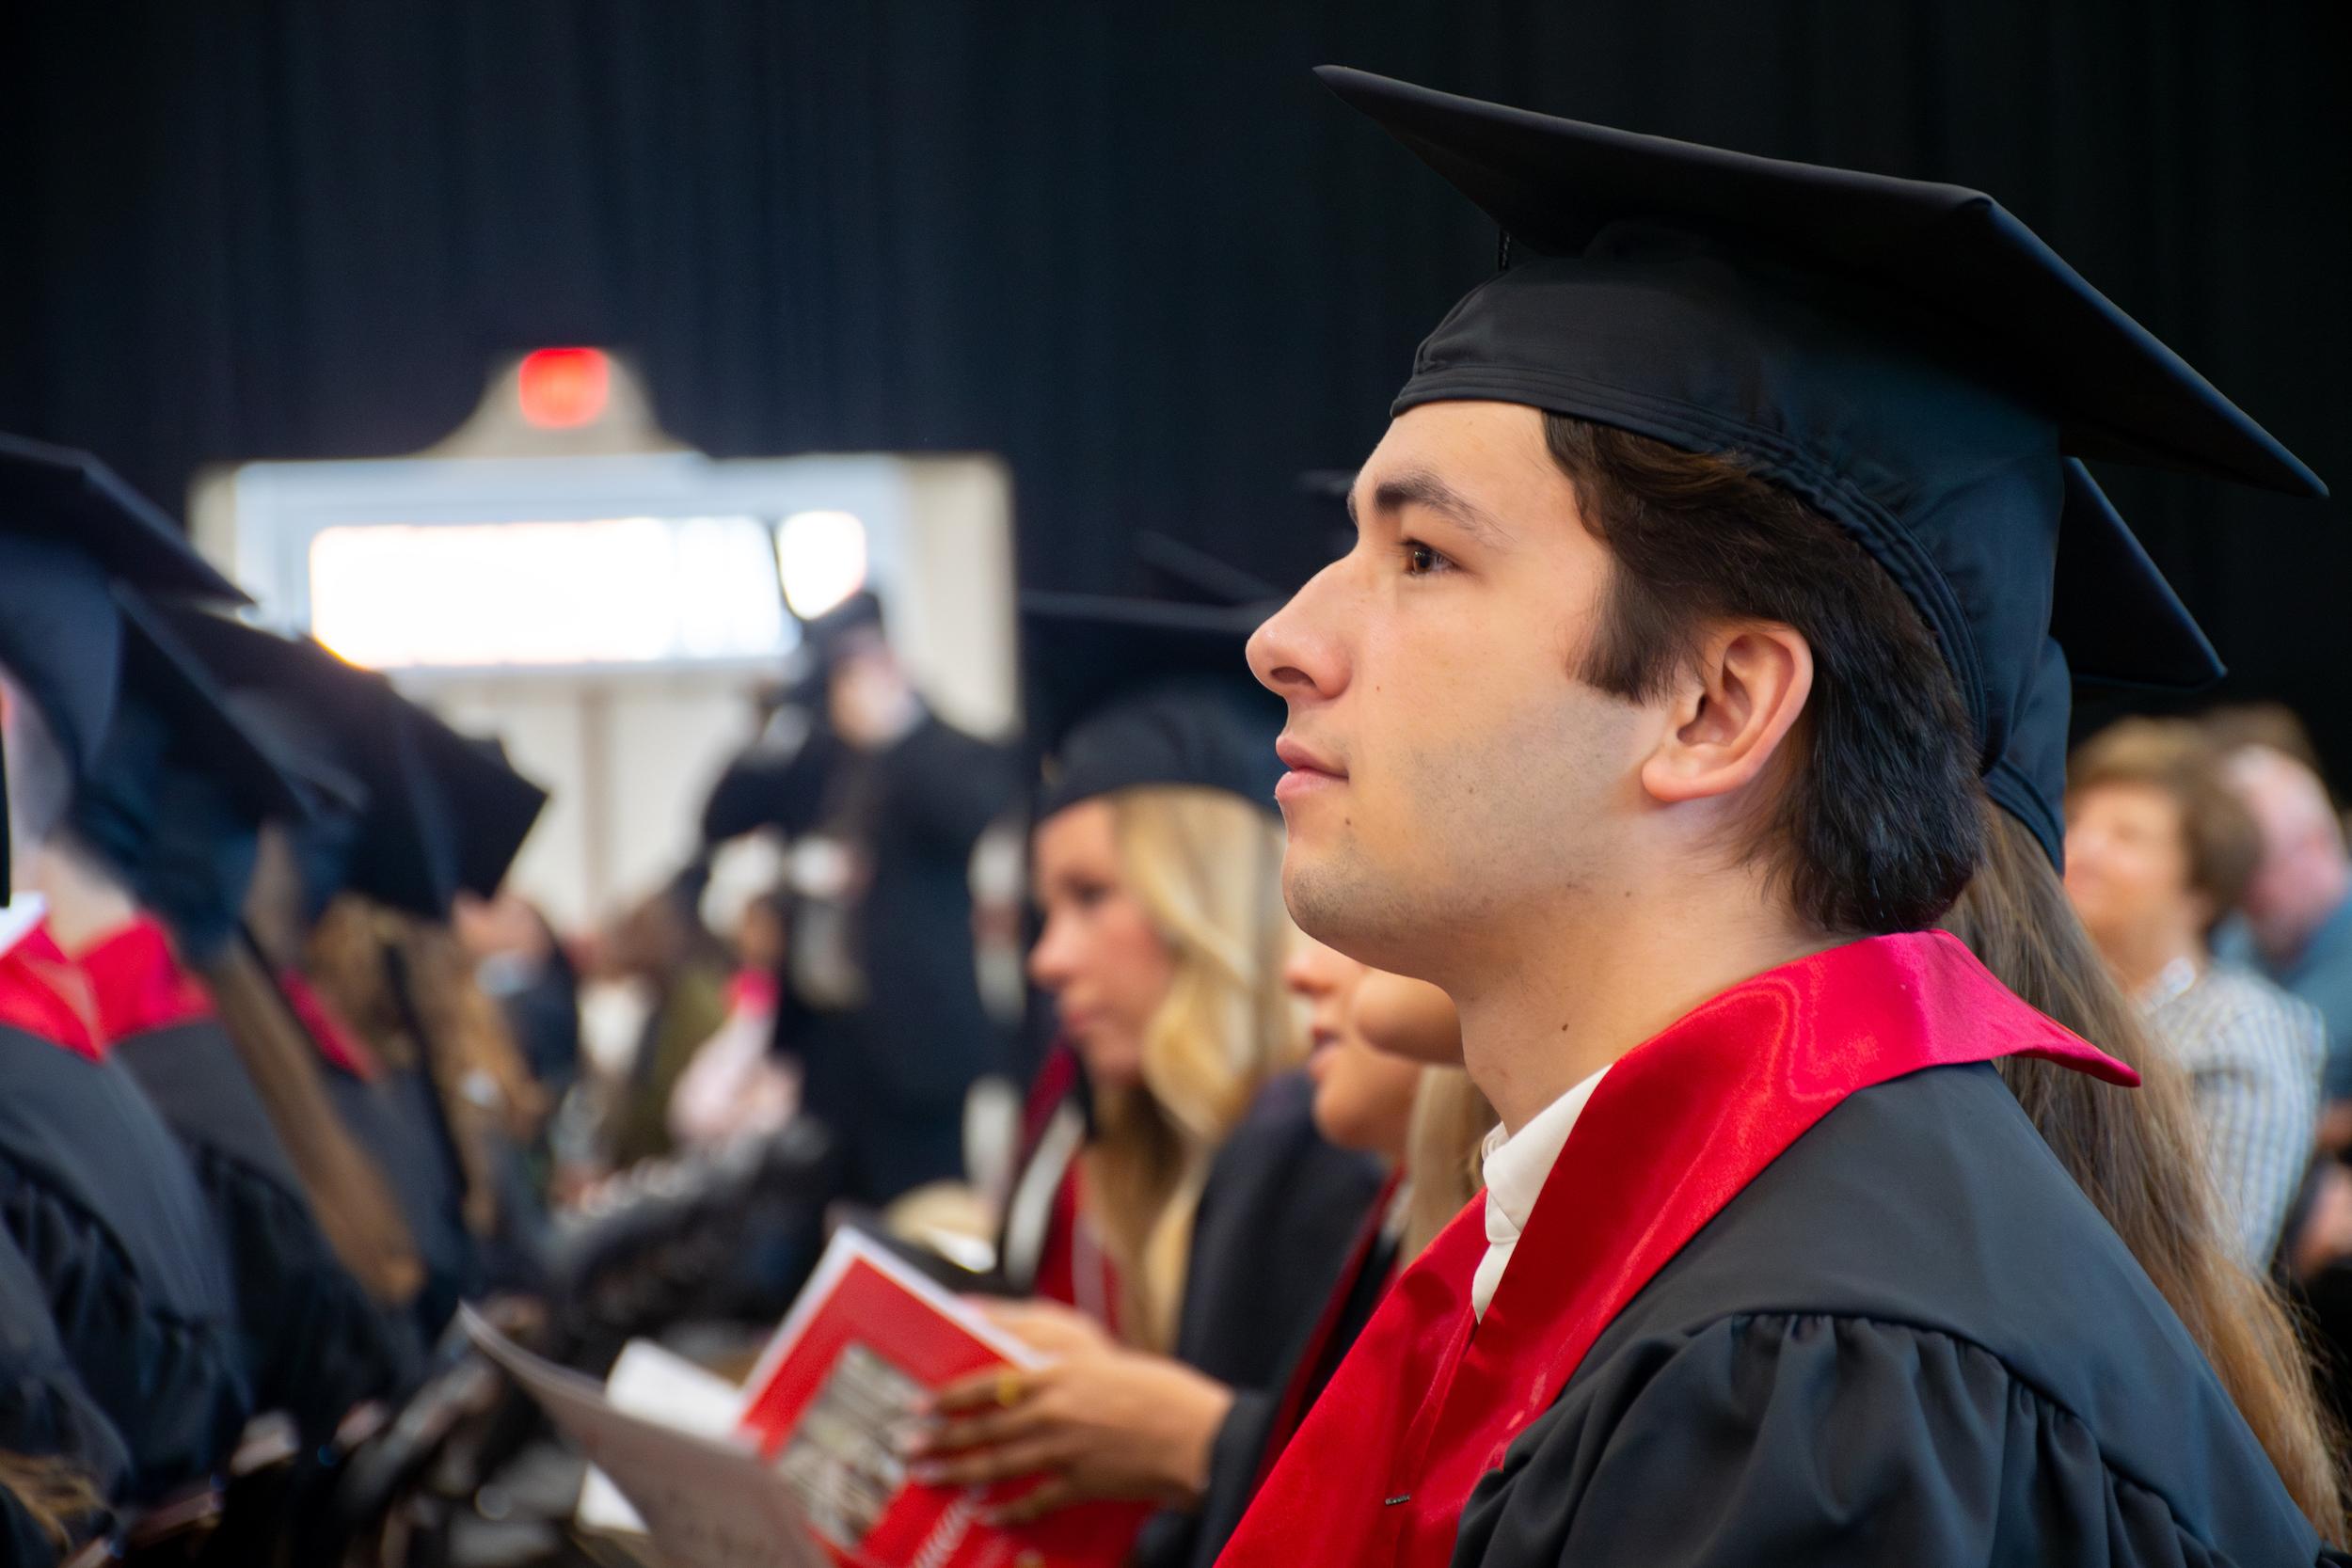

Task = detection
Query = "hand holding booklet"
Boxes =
[467,1229,1146,1568]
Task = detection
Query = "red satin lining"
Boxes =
[278,970,384,1082]
[73,915,216,1040]
[0,922,108,1062]
[1215,930,2133,1568]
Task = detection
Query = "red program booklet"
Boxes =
[737,1229,1150,1568]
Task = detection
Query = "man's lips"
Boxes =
[1275,736,1346,801]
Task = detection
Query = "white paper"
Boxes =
[577,1339,747,1535]
[461,1307,826,1568]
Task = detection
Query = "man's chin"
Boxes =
[1282,853,1421,964]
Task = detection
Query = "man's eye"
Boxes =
[1400,540,1453,577]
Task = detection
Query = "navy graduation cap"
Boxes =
[1023,592,1287,819]
[1319,67,2322,864]
[68,587,314,957]
[0,438,247,786]
[418,727,548,903]
[0,438,275,924]
[158,610,544,920]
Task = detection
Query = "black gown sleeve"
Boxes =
[700,712,838,846]
[0,1234,130,1559]
[1138,1077,1383,1568]
[323,1069,479,1340]
[0,1167,248,1502]
[184,1143,421,1443]
[1175,1075,1385,1391]
[877,721,1017,854]
[1187,1388,1279,1568]
[1454,1312,2306,1568]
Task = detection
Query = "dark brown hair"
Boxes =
[2071,717,2265,936]
[1543,416,1981,936]
[1949,802,2345,1540]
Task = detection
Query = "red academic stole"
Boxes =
[1255,1168,1406,1486]
[0,919,108,1062]
[1215,930,2137,1568]
[74,915,216,1040]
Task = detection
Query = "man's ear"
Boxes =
[1638,622,1813,806]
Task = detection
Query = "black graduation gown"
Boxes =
[0,1028,248,1500]
[793,715,1015,1205]
[1452,1063,2324,1566]
[1141,1071,1387,1568]
[114,1020,421,1441]
[0,1228,128,1560]
[319,1060,480,1341]
[1187,1187,1399,1568]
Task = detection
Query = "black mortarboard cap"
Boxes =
[0,437,246,786]
[162,609,548,914]
[411,722,548,901]
[157,609,461,920]
[66,587,311,956]
[1023,592,1284,818]
[0,435,247,601]
[0,438,250,894]
[1319,67,2322,866]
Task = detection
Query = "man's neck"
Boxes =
[25,840,140,956]
[1451,877,1838,1135]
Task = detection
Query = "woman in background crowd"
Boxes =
[915,936,1482,1568]
[307,893,552,1295]
[668,889,797,1152]
[2063,718,2325,1268]
[893,597,1382,1563]
[1950,788,2344,1536]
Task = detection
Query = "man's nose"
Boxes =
[1247,562,1350,704]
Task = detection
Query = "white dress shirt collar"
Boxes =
[1470,1063,1611,1319]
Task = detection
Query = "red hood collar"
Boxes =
[0,905,107,1062]
[73,915,216,1041]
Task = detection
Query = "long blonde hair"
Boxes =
[1400,1066,1495,1259]
[1082,786,1301,1350]
[1946,801,2345,1541]
[306,895,545,1238]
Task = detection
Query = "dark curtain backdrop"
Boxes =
[1,3,2344,762]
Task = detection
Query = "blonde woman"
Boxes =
[917,933,1485,1568]
[905,597,1389,1563]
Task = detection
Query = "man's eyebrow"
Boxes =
[1365,469,1513,547]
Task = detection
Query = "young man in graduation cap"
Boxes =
[1220,71,2336,1566]
[0,435,254,1499]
